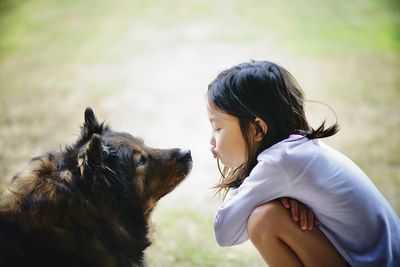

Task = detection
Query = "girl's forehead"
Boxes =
[206,100,237,122]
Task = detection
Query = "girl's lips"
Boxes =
[210,149,218,159]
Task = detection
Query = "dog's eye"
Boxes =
[136,155,147,166]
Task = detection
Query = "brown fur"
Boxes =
[0,108,192,267]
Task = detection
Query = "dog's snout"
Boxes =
[172,149,192,162]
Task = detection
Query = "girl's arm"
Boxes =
[214,161,287,246]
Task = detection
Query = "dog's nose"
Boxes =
[173,149,192,162]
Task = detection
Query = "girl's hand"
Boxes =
[280,197,320,230]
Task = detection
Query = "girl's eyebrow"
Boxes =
[209,118,222,123]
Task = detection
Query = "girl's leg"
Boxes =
[247,200,347,267]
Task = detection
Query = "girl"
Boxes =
[206,60,400,267]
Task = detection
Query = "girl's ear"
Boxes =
[254,117,268,142]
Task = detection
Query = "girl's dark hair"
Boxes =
[207,60,339,193]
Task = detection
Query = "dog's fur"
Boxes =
[0,108,192,267]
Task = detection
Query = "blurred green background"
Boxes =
[0,0,399,266]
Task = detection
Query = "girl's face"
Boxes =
[206,100,248,168]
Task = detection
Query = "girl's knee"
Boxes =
[248,200,286,241]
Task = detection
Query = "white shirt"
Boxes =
[214,135,400,267]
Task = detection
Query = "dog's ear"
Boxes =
[80,107,102,140]
[77,134,122,194]
[77,133,104,177]
[84,107,99,130]
[81,107,100,140]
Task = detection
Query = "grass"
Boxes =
[146,204,264,266]
[0,0,399,266]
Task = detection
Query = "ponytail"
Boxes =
[305,121,339,139]
[303,100,339,139]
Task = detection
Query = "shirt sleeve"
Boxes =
[214,160,290,247]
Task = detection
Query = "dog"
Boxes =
[0,107,192,267]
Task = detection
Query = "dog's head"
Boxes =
[2,108,191,219]
[74,107,192,214]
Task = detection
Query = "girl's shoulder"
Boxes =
[257,134,315,162]
[257,134,362,179]
[255,134,344,176]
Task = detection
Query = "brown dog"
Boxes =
[0,108,192,267]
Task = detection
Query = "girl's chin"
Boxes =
[219,159,243,169]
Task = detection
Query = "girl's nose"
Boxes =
[209,134,216,147]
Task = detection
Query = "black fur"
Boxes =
[0,108,192,267]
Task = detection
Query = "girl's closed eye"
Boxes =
[211,122,222,132]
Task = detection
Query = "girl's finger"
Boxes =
[299,204,307,230]
[307,209,314,230]
[290,199,299,221]
[280,197,290,209]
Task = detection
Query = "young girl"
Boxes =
[206,60,400,267]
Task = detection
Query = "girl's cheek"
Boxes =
[215,132,222,147]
